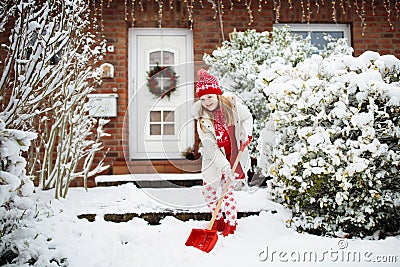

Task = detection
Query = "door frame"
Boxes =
[128,28,194,160]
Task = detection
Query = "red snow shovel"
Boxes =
[185,139,251,253]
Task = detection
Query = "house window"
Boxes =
[149,110,175,136]
[274,23,351,51]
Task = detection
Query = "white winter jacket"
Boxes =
[191,93,253,188]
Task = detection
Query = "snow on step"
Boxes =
[36,182,279,217]
[96,173,202,183]
[95,173,203,188]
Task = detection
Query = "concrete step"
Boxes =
[95,173,203,188]
[78,211,274,225]
[40,182,277,224]
[95,173,269,188]
[112,159,201,175]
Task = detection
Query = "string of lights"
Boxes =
[89,0,399,34]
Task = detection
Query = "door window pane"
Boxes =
[163,51,174,65]
[150,124,161,135]
[163,111,174,122]
[150,51,161,64]
[163,124,175,135]
[150,111,161,122]
[149,110,175,136]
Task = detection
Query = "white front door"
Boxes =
[128,28,194,159]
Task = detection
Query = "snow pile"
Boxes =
[0,119,66,266]
[31,184,400,266]
[258,51,400,237]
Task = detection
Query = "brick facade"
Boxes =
[1,1,399,186]
[92,0,399,183]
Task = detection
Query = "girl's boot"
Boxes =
[212,217,226,232]
[222,223,236,236]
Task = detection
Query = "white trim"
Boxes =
[274,23,351,47]
[128,28,194,160]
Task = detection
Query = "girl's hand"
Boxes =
[240,136,252,151]
[223,165,237,181]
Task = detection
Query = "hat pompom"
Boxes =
[197,69,208,80]
[195,69,222,98]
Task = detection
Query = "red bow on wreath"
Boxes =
[146,64,178,99]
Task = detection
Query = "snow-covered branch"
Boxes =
[0,0,109,199]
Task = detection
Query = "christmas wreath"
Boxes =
[146,65,178,99]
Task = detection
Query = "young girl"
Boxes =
[191,69,253,236]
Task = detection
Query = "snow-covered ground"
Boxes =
[33,179,400,267]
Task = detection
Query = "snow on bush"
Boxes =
[0,119,66,266]
[204,27,351,161]
[259,51,400,238]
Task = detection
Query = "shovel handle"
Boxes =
[207,149,243,230]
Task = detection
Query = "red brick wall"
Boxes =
[0,0,394,182]
[95,0,399,177]
[2,1,397,183]
[96,3,129,171]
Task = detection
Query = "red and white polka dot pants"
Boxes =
[202,176,237,226]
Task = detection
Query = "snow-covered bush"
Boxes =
[0,119,67,266]
[0,0,109,198]
[204,27,350,160]
[259,51,400,237]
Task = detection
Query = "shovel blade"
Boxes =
[185,229,218,253]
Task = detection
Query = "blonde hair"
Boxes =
[199,95,234,133]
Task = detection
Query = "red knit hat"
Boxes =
[196,69,222,98]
